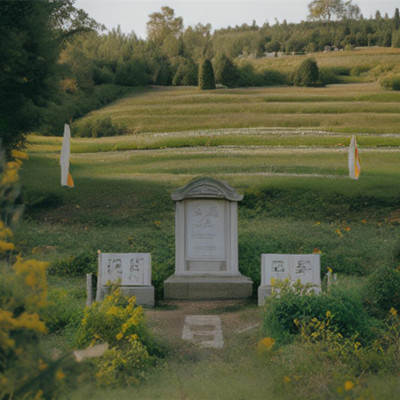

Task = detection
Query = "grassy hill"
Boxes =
[68,82,400,138]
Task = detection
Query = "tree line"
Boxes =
[2,0,400,150]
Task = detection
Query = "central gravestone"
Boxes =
[164,177,252,299]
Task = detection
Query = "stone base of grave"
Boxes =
[120,286,155,307]
[164,274,253,300]
[257,285,272,306]
[97,286,155,307]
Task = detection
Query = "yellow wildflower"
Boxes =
[0,240,14,252]
[0,227,13,239]
[55,368,66,380]
[390,307,397,317]
[270,277,276,286]
[257,337,276,352]
[344,380,355,391]
[116,333,124,340]
[1,168,18,184]
[326,310,332,318]
[327,266,333,273]
[284,376,291,383]
[11,150,28,160]
[313,248,322,254]
[335,228,343,238]
[38,359,48,371]
[315,221,320,225]
[33,390,44,400]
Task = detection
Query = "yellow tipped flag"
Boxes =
[348,135,361,180]
[60,123,74,187]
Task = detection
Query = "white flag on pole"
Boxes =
[60,123,74,187]
[348,135,361,180]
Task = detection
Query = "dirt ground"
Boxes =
[144,299,262,347]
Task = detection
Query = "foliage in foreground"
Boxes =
[76,286,165,386]
[262,280,377,344]
[0,150,68,399]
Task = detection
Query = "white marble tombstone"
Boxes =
[258,253,321,306]
[96,252,154,306]
[164,177,253,299]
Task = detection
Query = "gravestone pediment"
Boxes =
[171,177,243,202]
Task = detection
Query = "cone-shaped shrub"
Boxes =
[198,58,215,90]
[214,54,239,88]
[294,57,319,87]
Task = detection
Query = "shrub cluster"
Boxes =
[293,58,320,87]
[364,266,400,318]
[76,287,165,386]
[381,73,400,90]
[72,117,126,138]
[48,252,97,276]
[262,280,375,344]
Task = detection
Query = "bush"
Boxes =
[198,58,216,90]
[76,287,164,385]
[381,74,400,90]
[49,252,97,276]
[262,280,375,344]
[42,288,84,333]
[237,62,263,86]
[294,58,320,87]
[262,69,286,86]
[364,266,400,319]
[73,117,125,138]
[319,67,341,85]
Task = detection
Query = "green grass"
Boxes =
[66,83,400,136]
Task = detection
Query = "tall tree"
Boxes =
[394,8,400,30]
[0,0,100,154]
[198,59,215,90]
[146,6,183,47]
[308,0,345,22]
[0,1,57,154]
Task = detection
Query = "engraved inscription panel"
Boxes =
[262,254,321,289]
[99,253,151,286]
[186,200,225,261]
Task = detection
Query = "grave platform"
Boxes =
[164,274,252,299]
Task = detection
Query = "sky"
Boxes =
[74,0,400,39]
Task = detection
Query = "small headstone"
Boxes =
[96,252,154,307]
[258,254,321,306]
[182,315,224,348]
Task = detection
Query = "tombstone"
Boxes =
[164,177,253,299]
[96,252,154,306]
[258,253,321,306]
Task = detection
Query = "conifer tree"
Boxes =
[394,8,400,30]
[214,54,239,88]
[198,58,215,90]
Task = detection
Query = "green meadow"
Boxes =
[67,82,400,136]
[16,80,400,399]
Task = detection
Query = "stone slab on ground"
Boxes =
[182,315,224,348]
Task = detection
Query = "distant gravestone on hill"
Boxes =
[96,252,154,306]
[258,254,321,306]
[164,177,252,299]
